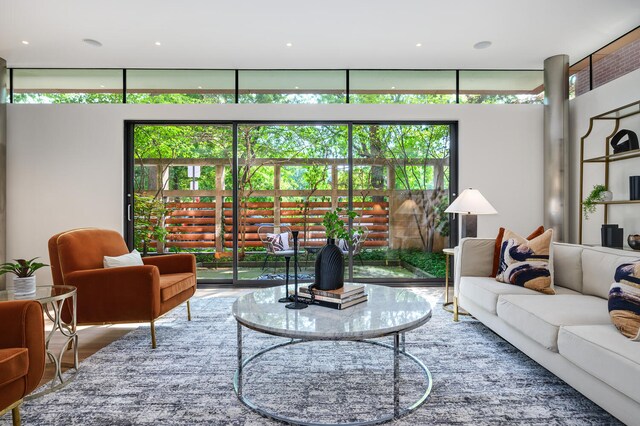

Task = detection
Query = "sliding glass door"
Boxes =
[126,121,456,284]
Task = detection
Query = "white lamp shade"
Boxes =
[445,188,497,215]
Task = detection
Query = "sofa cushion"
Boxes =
[0,348,29,387]
[609,261,640,340]
[558,325,640,404]
[552,243,583,293]
[159,273,196,302]
[582,246,639,299]
[459,277,579,314]
[496,229,554,294]
[496,294,611,351]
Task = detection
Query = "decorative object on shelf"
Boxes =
[444,188,498,238]
[601,224,624,249]
[285,231,307,310]
[0,257,48,296]
[582,184,611,220]
[610,129,639,154]
[628,234,640,251]
[630,176,640,201]
[313,208,358,291]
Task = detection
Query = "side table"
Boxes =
[442,248,455,313]
[442,248,470,322]
[0,285,78,398]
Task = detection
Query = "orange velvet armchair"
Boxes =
[0,300,45,426]
[48,228,197,348]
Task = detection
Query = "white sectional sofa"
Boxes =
[454,238,640,425]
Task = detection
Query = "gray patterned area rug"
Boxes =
[5,289,620,426]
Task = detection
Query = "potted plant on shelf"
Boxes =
[583,184,613,220]
[313,208,359,291]
[0,257,48,296]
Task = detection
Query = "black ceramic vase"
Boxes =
[314,238,344,291]
[628,234,640,251]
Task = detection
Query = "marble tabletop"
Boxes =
[232,284,432,340]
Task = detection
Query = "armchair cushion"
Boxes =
[104,249,143,268]
[0,348,29,387]
[160,273,197,302]
[142,253,196,275]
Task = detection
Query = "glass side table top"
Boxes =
[0,285,76,302]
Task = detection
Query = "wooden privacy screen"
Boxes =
[161,200,389,252]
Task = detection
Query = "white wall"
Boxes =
[7,103,543,282]
[569,68,640,244]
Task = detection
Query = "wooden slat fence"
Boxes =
[161,200,389,251]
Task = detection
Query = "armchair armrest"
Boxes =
[454,238,495,297]
[142,253,196,275]
[65,265,161,322]
[0,301,45,394]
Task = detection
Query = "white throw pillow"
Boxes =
[103,249,144,268]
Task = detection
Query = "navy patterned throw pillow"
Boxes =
[609,261,640,341]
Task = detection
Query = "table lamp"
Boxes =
[445,188,497,238]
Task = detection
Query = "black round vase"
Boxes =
[314,238,344,291]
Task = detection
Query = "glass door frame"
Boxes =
[124,120,458,286]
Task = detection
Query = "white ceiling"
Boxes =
[1,0,639,70]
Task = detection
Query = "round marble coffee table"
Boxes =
[232,284,433,425]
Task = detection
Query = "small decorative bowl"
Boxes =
[628,234,640,250]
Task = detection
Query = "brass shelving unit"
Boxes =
[579,100,640,244]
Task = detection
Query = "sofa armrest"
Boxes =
[454,238,495,297]
[0,300,45,395]
[142,253,196,275]
[65,265,161,322]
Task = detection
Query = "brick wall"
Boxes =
[574,37,640,97]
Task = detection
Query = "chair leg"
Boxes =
[150,320,157,349]
[12,404,21,426]
[187,300,192,321]
[261,254,269,272]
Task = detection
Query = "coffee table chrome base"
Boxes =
[234,323,432,426]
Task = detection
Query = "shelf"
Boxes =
[579,100,640,245]
[583,149,640,163]
[580,200,640,205]
[583,244,640,252]
[594,101,640,120]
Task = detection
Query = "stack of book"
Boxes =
[292,283,367,310]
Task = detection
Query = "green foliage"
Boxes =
[134,194,168,255]
[323,208,359,243]
[583,184,608,220]
[0,257,48,278]
[396,250,447,277]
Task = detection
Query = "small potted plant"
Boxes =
[583,184,613,220]
[0,257,48,296]
[323,208,359,245]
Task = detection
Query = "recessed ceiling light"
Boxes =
[198,86,203,89]
[286,42,293,47]
[473,41,492,49]
[21,40,29,45]
[391,86,396,89]
[295,86,299,89]
[100,85,105,88]
[155,41,162,46]
[83,38,103,47]
[415,43,422,47]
